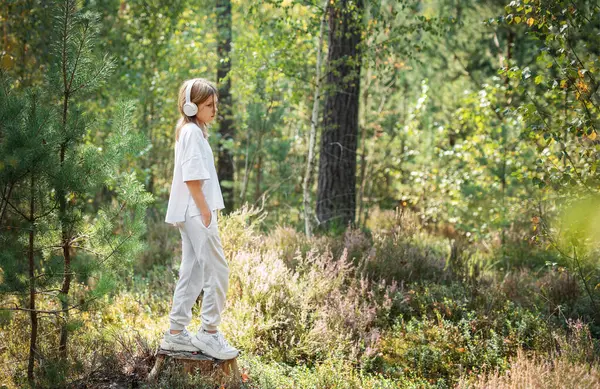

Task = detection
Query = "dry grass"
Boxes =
[456,349,600,389]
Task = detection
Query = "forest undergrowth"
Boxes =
[2,205,599,388]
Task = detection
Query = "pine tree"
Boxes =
[0,0,152,385]
[0,72,59,388]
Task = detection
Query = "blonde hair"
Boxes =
[175,78,219,141]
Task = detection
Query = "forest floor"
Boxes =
[2,207,599,388]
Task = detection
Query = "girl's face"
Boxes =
[195,95,218,125]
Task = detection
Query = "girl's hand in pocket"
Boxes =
[202,211,212,228]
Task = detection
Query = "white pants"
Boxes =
[169,207,229,332]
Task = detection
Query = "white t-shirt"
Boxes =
[165,122,225,225]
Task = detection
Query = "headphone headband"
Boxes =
[185,80,194,105]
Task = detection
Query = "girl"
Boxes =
[162,78,239,360]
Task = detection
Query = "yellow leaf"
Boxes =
[514,16,522,24]
[527,17,535,27]
[577,79,589,93]
[589,131,597,141]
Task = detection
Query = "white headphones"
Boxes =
[183,79,198,117]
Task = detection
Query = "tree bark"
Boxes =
[254,133,263,202]
[216,0,234,212]
[357,64,371,229]
[149,349,240,387]
[317,0,363,230]
[58,132,71,364]
[28,171,38,389]
[58,0,74,362]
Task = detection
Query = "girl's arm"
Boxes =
[185,180,212,226]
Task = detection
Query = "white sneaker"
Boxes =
[160,329,200,352]
[191,329,240,360]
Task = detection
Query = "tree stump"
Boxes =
[148,348,241,388]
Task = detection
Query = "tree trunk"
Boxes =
[303,0,329,238]
[216,0,234,212]
[58,2,73,361]
[58,143,71,363]
[0,182,15,227]
[357,63,371,230]
[240,131,250,202]
[28,171,38,388]
[316,0,363,230]
[254,132,262,203]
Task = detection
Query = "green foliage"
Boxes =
[376,298,553,385]
[498,0,600,194]
[233,354,431,389]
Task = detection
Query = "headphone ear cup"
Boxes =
[183,102,198,116]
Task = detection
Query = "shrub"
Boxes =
[236,353,434,389]
[375,299,554,385]
[137,211,182,272]
[261,225,310,269]
[219,203,267,255]
[366,206,423,238]
[538,267,581,313]
[224,245,400,365]
[366,230,450,284]
[498,268,542,309]
[553,318,599,365]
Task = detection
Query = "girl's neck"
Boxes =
[193,120,209,139]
